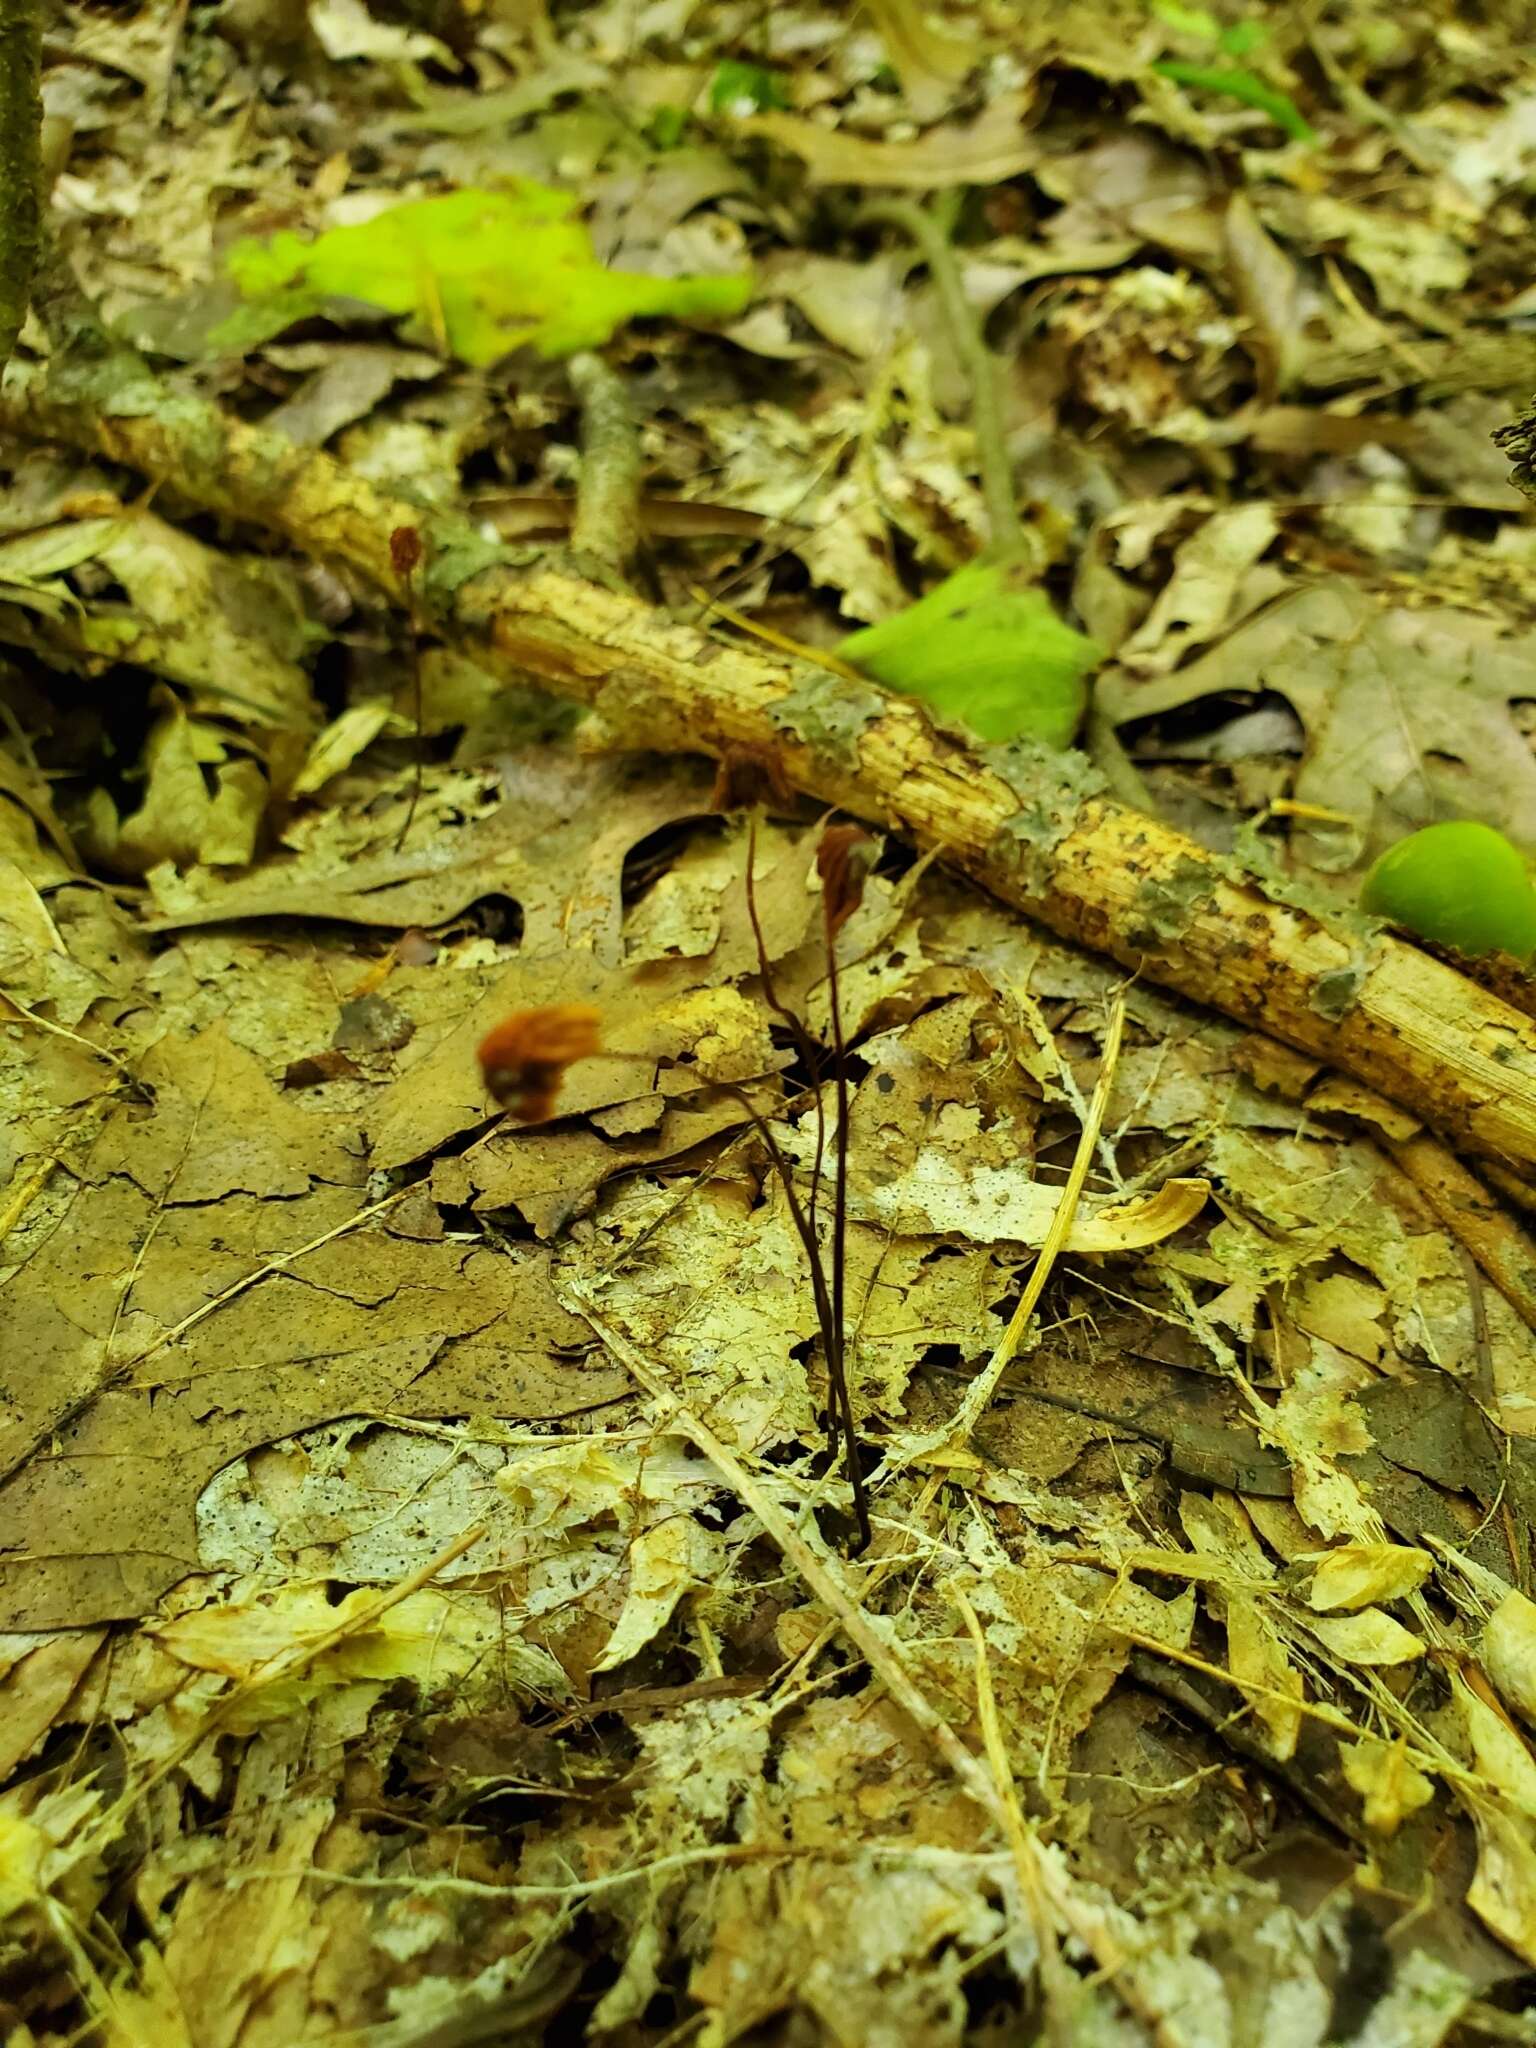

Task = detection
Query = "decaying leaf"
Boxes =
[1102,579,1536,872]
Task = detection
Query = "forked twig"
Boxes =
[478,813,874,1549]
[741,811,872,1548]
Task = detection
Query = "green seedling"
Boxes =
[838,557,1100,749]
[1153,61,1315,141]
[1361,821,1536,963]
[1151,0,1258,52]
[1149,0,1314,142]
[646,105,690,149]
[217,184,753,366]
[709,59,789,112]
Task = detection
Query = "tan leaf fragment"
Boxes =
[1465,1793,1536,1967]
[738,94,1038,189]
[855,1149,1208,1250]
[289,702,394,797]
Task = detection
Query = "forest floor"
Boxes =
[6,0,1536,2042]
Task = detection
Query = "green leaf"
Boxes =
[1360,822,1536,962]
[1147,2,1266,56]
[646,105,690,149]
[217,185,753,367]
[1153,60,1315,142]
[1218,20,1265,57]
[838,559,1100,749]
[709,59,789,112]
[1149,0,1222,39]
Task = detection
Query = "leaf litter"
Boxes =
[6,0,1536,2041]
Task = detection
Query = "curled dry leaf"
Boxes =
[851,1156,1210,1252]
[1485,1588,1536,1729]
[1303,1608,1425,1667]
[817,822,874,937]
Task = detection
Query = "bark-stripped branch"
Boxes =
[6,344,1536,1175]
[0,0,42,370]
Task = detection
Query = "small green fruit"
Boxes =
[1360,822,1536,962]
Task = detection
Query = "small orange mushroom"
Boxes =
[478,1003,603,1121]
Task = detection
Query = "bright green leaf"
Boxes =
[1148,2,1266,55]
[709,59,789,112]
[647,105,690,149]
[1218,20,1265,56]
[838,558,1100,749]
[1149,0,1221,38]
[218,185,753,367]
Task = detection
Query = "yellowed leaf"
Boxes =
[110,708,266,875]
[1466,1791,1536,1966]
[594,1516,724,1673]
[1304,1608,1424,1667]
[290,702,394,797]
[1458,1674,1536,1812]
[1227,1593,1303,1759]
[1305,1543,1433,1612]
[1341,1735,1435,1835]
[1179,1490,1273,1578]
[1486,1588,1536,1730]
[854,1149,1207,1250]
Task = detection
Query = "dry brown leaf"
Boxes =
[738,93,1039,189]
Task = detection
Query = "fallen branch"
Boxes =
[0,0,41,370]
[6,341,1536,1175]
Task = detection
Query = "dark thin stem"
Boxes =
[395,567,424,852]
[821,901,868,1552]
[857,194,1023,562]
[716,1084,832,1338]
[712,1078,869,1552]
[744,814,828,1247]
[726,827,872,1551]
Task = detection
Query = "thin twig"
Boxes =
[955,1592,1078,2044]
[568,348,642,580]
[909,994,1127,1458]
[857,195,1023,559]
